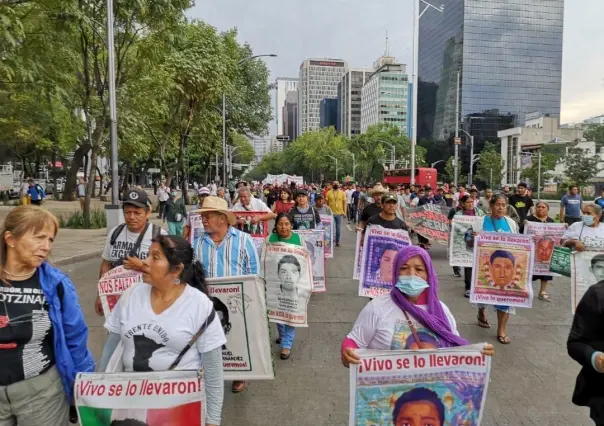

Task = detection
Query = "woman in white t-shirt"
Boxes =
[562,204,604,251]
[99,235,226,426]
[341,246,493,366]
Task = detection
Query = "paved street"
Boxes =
[64,222,591,426]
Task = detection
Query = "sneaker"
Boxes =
[453,270,461,277]
[464,290,470,298]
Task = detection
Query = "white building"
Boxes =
[498,115,584,185]
[252,138,271,163]
[298,58,348,134]
[275,77,298,136]
[339,68,372,137]
[585,115,604,126]
[360,56,409,135]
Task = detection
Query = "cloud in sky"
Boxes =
[189,0,604,132]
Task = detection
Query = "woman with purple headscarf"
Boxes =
[341,246,494,367]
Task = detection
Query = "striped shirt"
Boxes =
[194,227,259,277]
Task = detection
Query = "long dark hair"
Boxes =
[273,213,293,233]
[152,235,208,295]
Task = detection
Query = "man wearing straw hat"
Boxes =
[356,183,388,232]
[192,196,259,394]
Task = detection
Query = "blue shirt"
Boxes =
[483,216,511,233]
[595,197,604,209]
[194,227,259,277]
[561,194,583,218]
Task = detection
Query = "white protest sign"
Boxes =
[98,266,143,322]
[294,229,326,292]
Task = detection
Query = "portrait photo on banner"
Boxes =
[353,231,363,280]
[359,226,411,298]
[263,244,313,327]
[470,232,534,308]
[449,216,482,268]
[350,346,491,426]
[233,211,268,238]
[523,222,566,275]
[188,213,204,246]
[320,214,334,258]
[294,230,326,293]
[571,250,604,313]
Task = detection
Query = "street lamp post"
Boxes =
[228,145,241,179]
[411,0,444,184]
[327,155,339,181]
[380,141,396,169]
[459,129,474,185]
[431,160,445,168]
[222,54,277,185]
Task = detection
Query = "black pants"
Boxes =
[464,267,472,291]
[565,216,581,226]
[158,200,166,217]
[30,199,42,206]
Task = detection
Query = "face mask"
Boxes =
[333,185,339,190]
[395,275,429,297]
[583,215,595,226]
[171,192,177,197]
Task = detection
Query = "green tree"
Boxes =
[520,152,557,191]
[563,147,602,189]
[443,157,455,183]
[475,142,504,187]
[585,125,604,149]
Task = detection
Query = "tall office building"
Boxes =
[282,90,298,144]
[418,0,564,156]
[275,78,298,135]
[339,69,372,137]
[298,58,348,134]
[361,56,410,136]
[319,98,339,129]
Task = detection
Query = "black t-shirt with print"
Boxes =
[288,207,321,230]
[361,204,383,223]
[366,214,409,231]
[0,271,55,386]
[508,194,534,221]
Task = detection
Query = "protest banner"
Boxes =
[470,232,534,308]
[320,214,335,258]
[207,275,274,381]
[353,231,362,280]
[188,213,204,246]
[262,243,313,326]
[350,345,491,426]
[75,370,205,426]
[359,226,412,298]
[571,250,604,314]
[98,266,143,321]
[523,222,566,276]
[407,204,451,245]
[449,216,483,267]
[294,229,326,292]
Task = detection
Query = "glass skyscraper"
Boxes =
[418,0,564,155]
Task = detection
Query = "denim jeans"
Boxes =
[277,324,296,350]
[333,214,344,244]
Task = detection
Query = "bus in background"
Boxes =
[383,168,437,188]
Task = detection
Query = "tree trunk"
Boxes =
[121,162,130,194]
[62,145,90,201]
[83,153,89,180]
[95,166,103,198]
[83,145,99,227]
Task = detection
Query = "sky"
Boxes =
[189,0,604,134]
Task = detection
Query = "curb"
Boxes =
[53,250,104,267]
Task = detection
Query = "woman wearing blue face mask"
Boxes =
[340,246,494,367]
[562,204,604,252]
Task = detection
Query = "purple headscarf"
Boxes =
[390,246,469,348]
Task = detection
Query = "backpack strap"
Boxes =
[151,224,162,239]
[110,223,127,246]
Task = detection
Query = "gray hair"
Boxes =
[535,200,549,209]
[585,203,603,216]
[238,186,251,195]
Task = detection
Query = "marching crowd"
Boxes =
[2,177,604,425]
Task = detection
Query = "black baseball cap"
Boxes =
[296,189,308,197]
[382,193,398,203]
[123,189,151,208]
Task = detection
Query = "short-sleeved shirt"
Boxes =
[102,224,168,263]
[232,197,271,212]
[508,194,534,221]
[347,295,458,350]
[267,232,303,247]
[561,194,583,218]
[0,271,55,386]
[482,216,512,233]
[352,190,361,205]
[288,206,321,230]
[361,204,383,223]
[562,222,604,249]
[326,189,347,215]
[195,227,259,277]
[106,284,226,371]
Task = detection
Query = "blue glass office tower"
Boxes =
[418,0,564,155]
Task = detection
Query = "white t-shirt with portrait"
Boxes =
[102,224,168,263]
[563,222,604,249]
[347,294,458,350]
[105,284,226,371]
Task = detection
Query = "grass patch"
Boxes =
[58,209,107,229]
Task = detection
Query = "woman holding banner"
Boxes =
[526,201,556,302]
[454,194,485,298]
[0,206,94,425]
[475,194,519,344]
[264,213,306,360]
[562,204,604,251]
[100,235,226,426]
[341,246,494,366]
